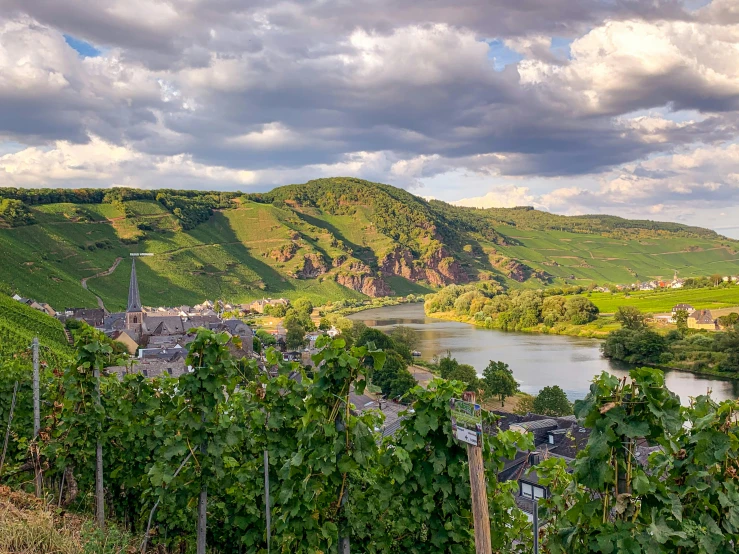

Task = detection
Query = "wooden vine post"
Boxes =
[32,337,42,497]
[460,391,492,554]
[94,361,105,530]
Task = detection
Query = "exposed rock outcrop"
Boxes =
[269,242,298,262]
[294,254,328,278]
[379,247,467,286]
[335,261,392,297]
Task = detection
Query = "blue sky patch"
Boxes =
[486,39,523,71]
[550,37,573,60]
[64,34,102,57]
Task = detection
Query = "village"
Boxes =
[7,258,642,519]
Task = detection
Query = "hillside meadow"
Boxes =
[1,179,737,310]
[587,287,739,314]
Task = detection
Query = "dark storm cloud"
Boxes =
[1,0,738,195]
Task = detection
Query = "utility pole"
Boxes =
[32,337,42,497]
[463,391,492,554]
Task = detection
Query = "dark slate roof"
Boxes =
[514,419,558,431]
[127,258,142,313]
[146,316,185,335]
[691,309,715,325]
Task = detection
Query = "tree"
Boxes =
[541,296,567,326]
[355,328,411,362]
[710,273,723,286]
[602,328,667,364]
[513,394,536,415]
[674,309,689,332]
[614,306,647,330]
[717,312,739,329]
[284,315,307,350]
[263,303,287,317]
[565,297,599,325]
[532,386,573,416]
[388,368,417,401]
[446,363,479,391]
[438,353,459,379]
[293,298,314,317]
[319,317,331,331]
[481,360,519,406]
[388,325,419,351]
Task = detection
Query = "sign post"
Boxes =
[451,392,491,554]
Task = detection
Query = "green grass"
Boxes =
[586,288,739,314]
[1,195,738,311]
[492,225,739,286]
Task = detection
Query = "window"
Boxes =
[548,434,554,444]
[534,486,545,499]
[142,370,148,377]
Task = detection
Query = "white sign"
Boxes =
[455,426,479,446]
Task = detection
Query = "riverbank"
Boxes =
[425,310,739,382]
[349,303,739,402]
[321,297,425,317]
[425,310,618,339]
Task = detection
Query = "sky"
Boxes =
[1,1,739,237]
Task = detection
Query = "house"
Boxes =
[283,351,302,362]
[110,330,139,355]
[249,298,289,314]
[688,309,718,331]
[670,304,694,323]
[671,279,684,289]
[65,308,106,328]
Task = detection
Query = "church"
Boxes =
[106,258,254,378]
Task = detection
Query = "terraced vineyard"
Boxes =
[0,293,73,364]
[0,178,737,310]
[587,288,739,314]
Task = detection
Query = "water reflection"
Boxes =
[349,304,739,405]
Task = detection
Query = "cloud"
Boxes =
[453,186,538,208]
[1,2,739,235]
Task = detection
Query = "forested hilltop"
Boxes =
[0,178,737,310]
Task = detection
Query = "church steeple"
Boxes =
[127,258,142,312]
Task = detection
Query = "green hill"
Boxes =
[0,178,737,311]
[0,293,73,365]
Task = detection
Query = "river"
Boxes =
[349,303,739,405]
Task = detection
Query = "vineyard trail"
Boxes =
[80,256,123,311]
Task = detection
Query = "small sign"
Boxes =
[450,397,483,447]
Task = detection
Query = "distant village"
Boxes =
[12,259,339,379]
[592,273,739,293]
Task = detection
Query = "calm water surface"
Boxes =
[349,304,739,404]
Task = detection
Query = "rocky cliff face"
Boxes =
[380,247,467,286]
[269,242,298,262]
[335,261,392,297]
[294,254,328,278]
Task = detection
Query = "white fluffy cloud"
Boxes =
[1,2,739,234]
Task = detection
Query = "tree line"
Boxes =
[603,306,739,373]
[425,283,600,331]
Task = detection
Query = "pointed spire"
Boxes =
[127,258,142,313]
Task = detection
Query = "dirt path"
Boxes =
[409,365,436,388]
[81,257,123,312]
